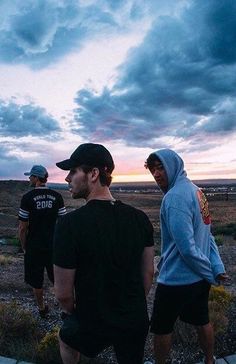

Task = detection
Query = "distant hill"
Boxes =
[0,179,236,191]
[50,179,236,189]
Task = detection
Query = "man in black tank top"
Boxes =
[54,144,154,364]
[18,165,66,317]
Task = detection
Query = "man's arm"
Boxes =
[18,220,29,253]
[141,246,154,296]
[54,265,76,314]
[167,207,215,283]
[57,194,67,217]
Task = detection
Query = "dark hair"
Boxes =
[38,172,48,184]
[80,165,112,187]
[145,153,160,170]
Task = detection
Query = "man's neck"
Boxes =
[35,182,46,188]
[86,186,115,202]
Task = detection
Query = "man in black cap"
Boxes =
[53,143,154,364]
[18,165,66,317]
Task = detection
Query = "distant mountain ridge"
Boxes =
[0,179,236,191]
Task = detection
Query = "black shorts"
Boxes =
[59,312,149,364]
[24,249,54,289]
[151,280,211,335]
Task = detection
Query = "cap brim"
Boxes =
[56,159,78,170]
[24,172,31,176]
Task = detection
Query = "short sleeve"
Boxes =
[53,214,77,269]
[57,193,67,217]
[18,194,30,221]
[140,211,154,247]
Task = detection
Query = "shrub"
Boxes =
[212,223,236,238]
[37,327,92,364]
[0,302,39,361]
[0,301,38,339]
[209,286,232,335]
[0,254,12,265]
[37,327,62,364]
[174,285,232,345]
[214,235,224,246]
[7,237,21,247]
[209,285,232,309]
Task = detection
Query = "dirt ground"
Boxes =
[0,180,236,363]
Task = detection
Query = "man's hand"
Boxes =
[216,273,230,283]
[141,246,155,296]
[18,220,28,253]
[54,265,76,313]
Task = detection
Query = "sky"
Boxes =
[0,0,236,183]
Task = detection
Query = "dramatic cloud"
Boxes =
[0,99,60,137]
[0,144,30,178]
[0,0,119,68]
[0,0,185,68]
[73,0,236,149]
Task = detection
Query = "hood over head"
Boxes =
[153,149,187,191]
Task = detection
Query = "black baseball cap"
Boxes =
[56,143,115,172]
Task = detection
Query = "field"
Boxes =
[0,180,236,363]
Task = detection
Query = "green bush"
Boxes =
[7,237,21,247]
[214,235,224,246]
[212,223,236,238]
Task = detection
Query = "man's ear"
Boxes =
[90,168,100,182]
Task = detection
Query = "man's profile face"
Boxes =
[149,160,168,192]
[29,175,37,187]
[65,167,90,199]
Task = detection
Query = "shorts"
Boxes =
[59,312,149,364]
[24,249,54,289]
[151,280,211,335]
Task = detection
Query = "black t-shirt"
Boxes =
[53,199,154,329]
[19,187,66,251]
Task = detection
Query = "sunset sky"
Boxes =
[0,0,236,182]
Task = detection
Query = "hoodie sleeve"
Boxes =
[166,205,216,284]
[209,234,226,279]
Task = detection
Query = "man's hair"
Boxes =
[145,153,160,170]
[37,172,48,184]
[80,165,112,187]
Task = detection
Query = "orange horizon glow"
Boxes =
[46,172,236,184]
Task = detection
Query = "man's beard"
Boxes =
[71,187,90,200]
[70,175,90,199]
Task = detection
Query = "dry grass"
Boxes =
[209,286,233,335]
[0,254,13,265]
[37,327,62,364]
[0,302,39,362]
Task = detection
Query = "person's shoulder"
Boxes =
[45,188,63,197]
[61,205,88,221]
[116,200,150,220]
[164,181,197,210]
[21,189,35,200]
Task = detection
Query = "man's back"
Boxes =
[54,199,153,329]
[19,186,66,250]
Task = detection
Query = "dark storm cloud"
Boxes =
[0,0,185,68]
[73,0,236,149]
[0,0,118,68]
[0,99,60,137]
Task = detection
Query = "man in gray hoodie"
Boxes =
[145,149,228,364]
